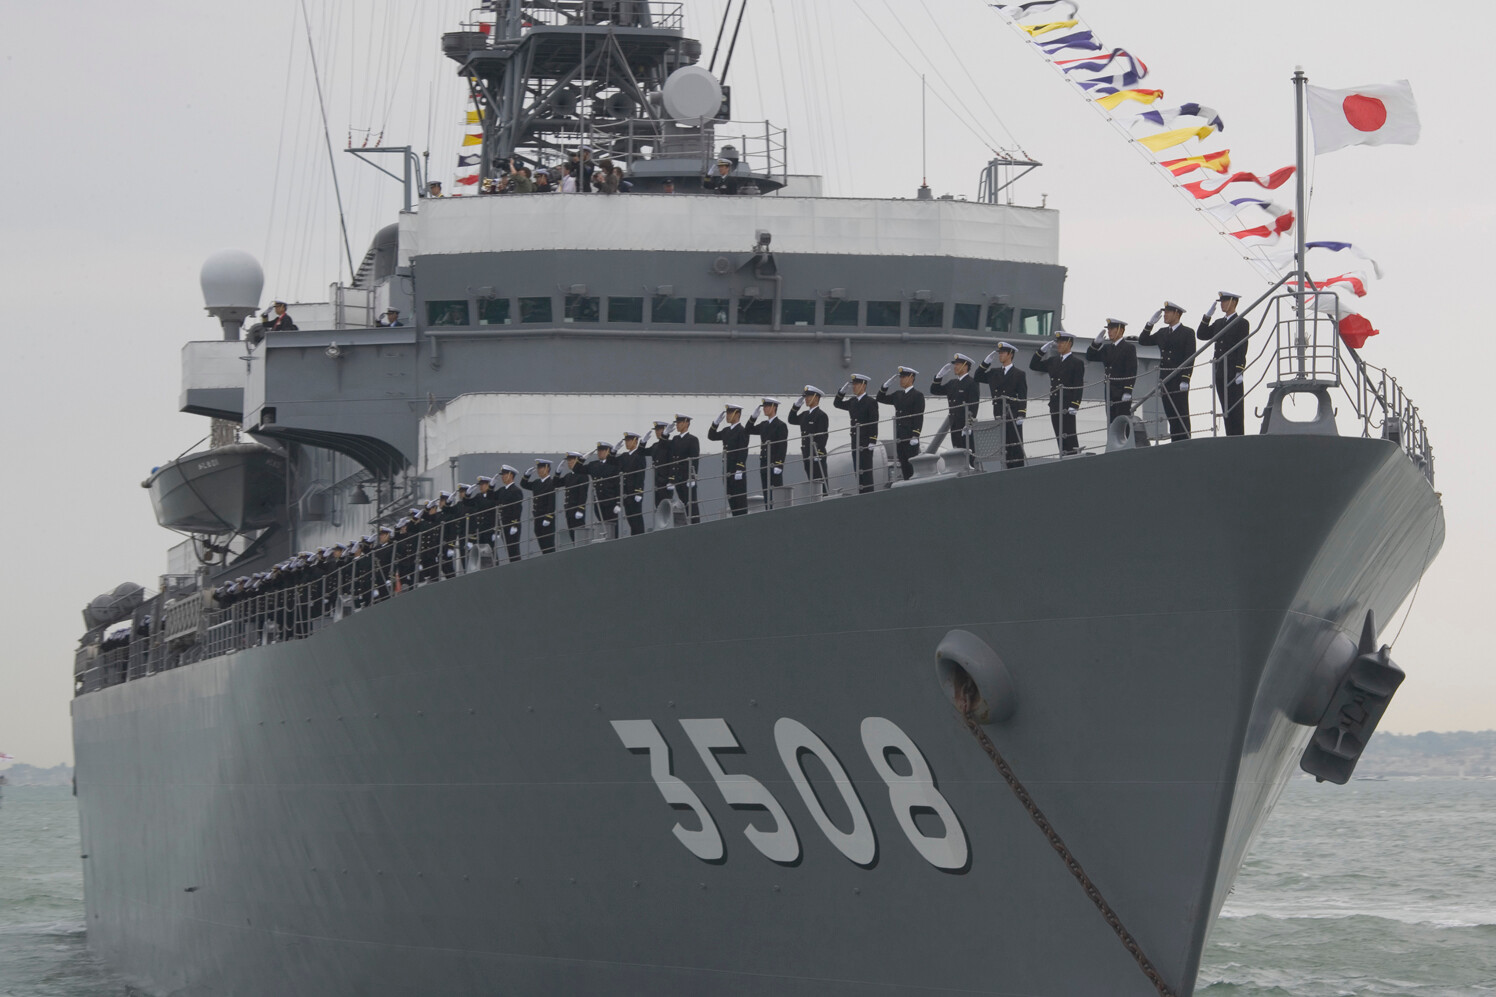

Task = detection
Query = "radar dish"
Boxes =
[200,250,265,312]
[661,66,723,126]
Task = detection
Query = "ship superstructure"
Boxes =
[71,4,1442,995]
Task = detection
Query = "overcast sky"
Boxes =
[0,0,1489,767]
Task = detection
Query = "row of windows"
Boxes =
[425,296,1055,336]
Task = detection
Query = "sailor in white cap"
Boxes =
[788,385,831,495]
[561,451,591,542]
[1030,329,1086,454]
[702,158,736,194]
[709,404,752,516]
[616,433,650,535]
[392,516,417,591]
[494,466,524,562]
[877,366,926,480]
[832,374,881,493]
[1139,300,1196,442]
[439,487,467,579]
[590,441,622,538]
[416,498,444,583]
[978,343,1028,468]
[261,299,298,332]
[376,308,403,328]
[1086,318,1139,426]
[521,459,558,554]
[645,420,675,512]
[669,414,702,523]
[746,396,789,507]
[931,353,981,467]
[465,476,498,571]
[1199,290,1249,436]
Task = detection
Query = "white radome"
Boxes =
[200,249,265,314]
[661,65,723,126]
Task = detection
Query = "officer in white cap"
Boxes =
[561,451,591,542]
[520,459,558,554]
[834,374,881,493]
[1199,290,1249,436]
[1030,329,1086,454]
[1086,319,1139,426]
[876,366,925,480]
[494,466,525,562]
[1139,300,1197,441]
[709,404,752,516]
[746,397,789,507]
[702,158,736,194]
[788,385,831,495]
[669,414,702,523]
[931,353,980,467]
[261,299,298,332]
[978,343,1028,468]
[590,441,622,538]
[616,434,650,536]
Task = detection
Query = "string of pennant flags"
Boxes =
[992,1,1420,348]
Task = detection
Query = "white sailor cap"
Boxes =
[1164,300,1186,313]
[622,430,641,439]
[725,403,742,411]
[717,158,732,166]
[851,373,870,383]
[331,542,347,551]
[535,457,552,466]
[996,342,1016,353]
[674,413,692,422]
[1106,317,1127,327]
[377,524,393,534]
[952,353,974,366]
[453,485,469,496]
[395,517,411,529]
[465,483,482,498]
[566,450,584,459]
[439,491,453,501]
[762,396,781,406]
[653,419,670,428]
[475,474,493,484]
[596,440,613,450]
[803,384,825,396]
[1218,290,1241,300]
[426,498,441,509]
[298,550,312,558]
[897,366,918,376]
[500,464,518,475]
[1054,328,1074,340]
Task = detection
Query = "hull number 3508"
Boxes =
[611,717,969,871]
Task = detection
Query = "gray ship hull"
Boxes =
[73,435,1442,996]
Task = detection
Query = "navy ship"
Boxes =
[71,3,1443,994]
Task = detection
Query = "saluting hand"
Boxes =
[1094,330,1108,347]
[1039,340,1056,356]
[1148,308,1163,326]
[752,404,763,418]
[1204,301,1218,321]
[882,374,896,390]
[713,411,725,427]
[983,350,997,365]
[839,381,852,396]
[937,362,954,380]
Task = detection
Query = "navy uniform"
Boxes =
[834,375,881,493]
[392,518,417,591]
[494,466,524,561]
[1029,329,1086,454]
[417,498,444,582]
[668,415,702,524]
[875,366,925,480]
[1138,301,1196,442]
[561,452,591,541]
[520,460,558,554]
[708,405,751,516]
[371,526,396,602]
[788,385,830,494]
[745,397,789,507]
[590,442,622,537]
[1085,319,1139,425]
[1199,291,1250,436]
[977,343,1028,468]
[467,476,498,557]
[930,353,980,467]
[441,488,469,578]
[616,434,650,535]
[646,421,674,512]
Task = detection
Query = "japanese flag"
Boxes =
[1307,80,1420,154]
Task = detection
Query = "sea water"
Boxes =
[2,780,1493,995]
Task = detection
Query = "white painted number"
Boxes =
[679,719,800,864]
[610,719,724,862]
[773,718,877,867]
[860,717,969,871]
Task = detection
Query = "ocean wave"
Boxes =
[1218,906,1496,929]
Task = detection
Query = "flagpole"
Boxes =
[1293,67,1309,375]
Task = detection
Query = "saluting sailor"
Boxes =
[931,353,980,467]
[520,459,559,555]
[616,432,650,536]
[1199,291,1250,436]
[978,343,1028,469]
[467,476,498,569]
[494,465,524,562]
[788,385,830,495]
[876,366,925,481]
[669,414,702,524]
[746,397,788,507]
[1138,300,1196,442]
[590,441,622,538]
[561,451,591,542]
[1030,329,1086,454]
[645,420,674,513]
[834,374,881,494]
[708,404,752,516]
[1086,318,1139,426]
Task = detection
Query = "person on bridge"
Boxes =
[789,386,830,495]
[834,375,881,494]
[876,367,926,481]
[521,460,558,555]
[1030,330,1086,455]
[978,343,1028,469]
[931,353,980,468]
[709,405,752,516]
[1086,319,1139,427]
[1199,291,1251,436]
[746,397,789,507]
[1138,301,1197,442]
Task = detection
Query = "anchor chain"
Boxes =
[961,711,1178,997]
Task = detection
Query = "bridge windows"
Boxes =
[782,299,816,326]
[564,294,601,323]
[985,304,1015,334]
[1020,308,1053,337]
[608,297,645,323]
[479,297,511,325]
[427,300,470,327]
[652,295,688,323]
[909,301,945,329]
[867,301,902,327]
[695,298,731,324]
[519,296,554,324]
[952,303,982,331]
[738,297,773,326]
[824,299,859,327]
